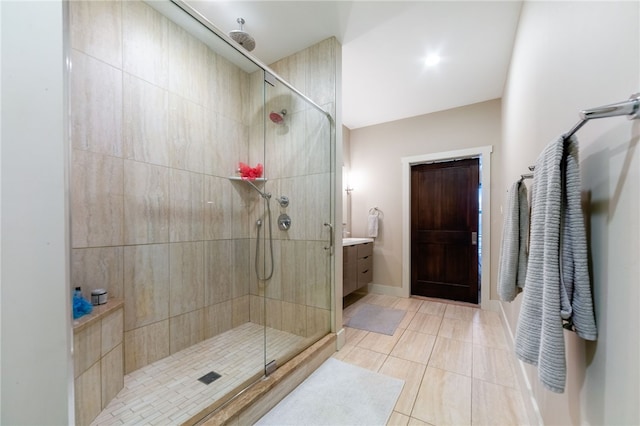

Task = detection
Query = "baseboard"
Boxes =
[367,283,406,298]
[498,303,544,426]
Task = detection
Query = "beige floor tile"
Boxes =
[428,336,472,376]
[407,418,434,426]
[393,297,424,312]
[343,326,369,347]
[338,345,388,372]
[443,304,477,322]
[417,301,447,317]
[412,367,471,426]
[397,310,417,330]
[390,330,436,365]
[472,378,528,425]
[357,326,405,355]
[472,345,518,389]
[438,317,473,342]
[379,356,427,416]
[387,411,410,426]
[366,294,399,308]
[472,323,509,350]
[472,309,503,327]
[406,312,442,335]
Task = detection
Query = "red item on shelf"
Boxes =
[238,162,263,180]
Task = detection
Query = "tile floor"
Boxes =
[91,323,305,425]
[335,293,530,426]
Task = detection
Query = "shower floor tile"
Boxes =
[92,323,305,425]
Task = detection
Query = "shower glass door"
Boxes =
[261,74,334,372]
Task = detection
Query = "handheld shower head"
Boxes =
[229,18,256,52]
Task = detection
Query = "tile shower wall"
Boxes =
[70,0,253,375]
[70,0,337,379]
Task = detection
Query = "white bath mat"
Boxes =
[346,303,406,335]
[255,358,404,426]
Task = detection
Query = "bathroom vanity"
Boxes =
[342,238,374,296]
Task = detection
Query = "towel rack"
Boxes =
[564,93,640,138]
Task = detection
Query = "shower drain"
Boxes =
[198,371,221,385]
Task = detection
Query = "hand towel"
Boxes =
[498,180,529,301]
[368,214,379,238]
[514,135,597,393]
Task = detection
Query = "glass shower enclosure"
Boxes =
[69,0,334,423]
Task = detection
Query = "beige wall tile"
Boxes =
[233,295,250,327]
[123,160,170,245]
[438,318,473,342]
[305,38,336,107]
[204,175,234,240]
[74,361,102,426]
[102,307,123,357]
[412,367,471,426]
[169,169,204,242]
[204,300,232,339]
[169,21,208,106]
[471,379,528,425]
[212,55,246,121]
[71,149,124,248]
[304,111,331,175]
[407,312,442,335]
[306,306,330,339]
[305,241,331,310]
[428,336,472,376]
[265,298,282,331]
[122,1,169,88]
[233,239,251,298]
[123,244,170,331]
[169,94,205,173]
[280,241,307,304]
[72,246,124,300]
[101,344,124,409]
[390,330,436,365]
[74,320,101,378]
[204,240,233,305]
[206,113,249,178]
[304,173,331,241]
[69,0,122,68]
[169,242,204,316]
[124,320,170,374]
[123,74,170,166]
[249,294,264,326]
[380,356,427,416]
[170,309,204,354]
[70,50,123,157]
[281,301,307,336]
[472,345,518,389]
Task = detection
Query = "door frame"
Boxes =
[401,146,498,311]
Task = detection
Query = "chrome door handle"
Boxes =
[324,222,333,252]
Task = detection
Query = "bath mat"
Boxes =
[346,303,405,335]
[255,358,404,426]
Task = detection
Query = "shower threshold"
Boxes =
[91,323,305,425]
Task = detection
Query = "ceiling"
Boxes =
[186,1,523,129]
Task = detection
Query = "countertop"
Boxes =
[342,237,374,246]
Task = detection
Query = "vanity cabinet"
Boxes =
[343,241,373,296]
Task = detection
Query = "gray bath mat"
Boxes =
[346,303,405,335]
[256,358,404,426]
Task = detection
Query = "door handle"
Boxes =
[324,222,333,252]
[471,232,478,245]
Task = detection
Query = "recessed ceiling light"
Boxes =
[424,54,441,67]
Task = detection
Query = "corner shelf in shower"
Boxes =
[227,177,267,183]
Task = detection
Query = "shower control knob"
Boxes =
[278,214,292,231]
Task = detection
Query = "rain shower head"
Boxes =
[269,109,287,124]
[229,18,255,52]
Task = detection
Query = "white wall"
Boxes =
[349,100,502,297]
[1,1,73,424]
[501,1,639,424]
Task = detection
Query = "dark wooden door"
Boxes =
[411,158,479,303]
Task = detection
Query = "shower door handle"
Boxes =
[324,222,333,252]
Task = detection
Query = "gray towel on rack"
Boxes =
[498,180,529,301]
[514,135,597,394]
